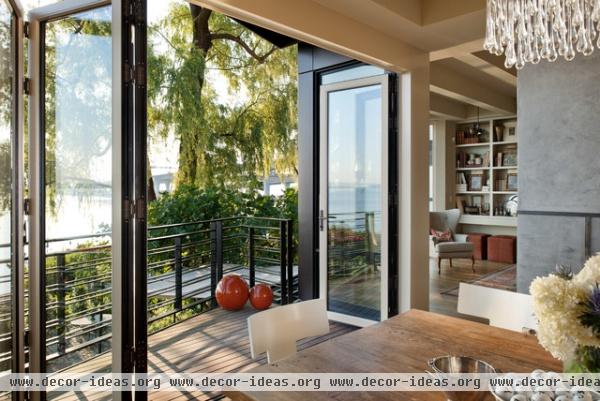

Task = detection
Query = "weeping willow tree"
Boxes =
[148,3,298,192]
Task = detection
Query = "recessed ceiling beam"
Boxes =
[430,93,468,120]
[429,39,484,61]
[472,50,517,76]
[453,53,517,87]
[430,62,516,115]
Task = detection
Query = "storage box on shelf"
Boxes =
[453,118,518,228]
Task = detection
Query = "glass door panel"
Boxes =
[0,0,24,390]
[320,75,388,326]
[41,4,113,373]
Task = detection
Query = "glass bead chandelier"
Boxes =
[484,0,600,69]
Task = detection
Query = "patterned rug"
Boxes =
[441,264,516,297]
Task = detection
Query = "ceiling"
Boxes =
[310,0,517,120]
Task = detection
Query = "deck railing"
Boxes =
[0,216,296,372]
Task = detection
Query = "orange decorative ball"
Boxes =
[215,274,249,311]
[249,284,273,310]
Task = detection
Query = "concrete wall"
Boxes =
[517,52,600,292]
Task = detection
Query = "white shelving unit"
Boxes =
[453,117,518,228]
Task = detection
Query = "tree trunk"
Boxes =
[176,5,213,186]
[147,155,157,202]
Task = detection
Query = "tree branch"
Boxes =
[210,32,277,63]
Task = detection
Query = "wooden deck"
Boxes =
[52,306,356,401]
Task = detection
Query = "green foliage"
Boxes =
[147,184,297,228]
[0,141,9,211]
[148,4,297,190]
[0,6,13,212]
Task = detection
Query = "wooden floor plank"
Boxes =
[51,306,355,401]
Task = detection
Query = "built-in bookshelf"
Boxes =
[453,117,518,227]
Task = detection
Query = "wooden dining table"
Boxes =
[224,309,561,401]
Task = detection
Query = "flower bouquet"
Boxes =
[530,254,600,372]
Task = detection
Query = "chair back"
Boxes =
[457,283,537,332]
[430,209,461,234]
[247,298,329,363]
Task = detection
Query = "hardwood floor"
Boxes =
[429,257,514,321]
[53,306,355,401]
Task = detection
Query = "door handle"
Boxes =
[319,210,326,231]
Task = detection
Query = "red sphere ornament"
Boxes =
[249,284,273,310]
[215,274,249,311]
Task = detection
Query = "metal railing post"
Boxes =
[210,222,218,306]
[56,253,66,356]
[365,212,375,268]
[248,227,255,287]
[174,237,182,311]
[286,220,294,303]
[279,220,288,305]
[215,221,223,282]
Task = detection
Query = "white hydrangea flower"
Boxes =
[574,254,600,289]
[530,255,600,361]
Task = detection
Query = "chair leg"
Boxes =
[449,258,453,268]
[471,255,476,272]
[437,257,442,274]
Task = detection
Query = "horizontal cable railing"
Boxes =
[0,216,296,373]
[327,211,382,277]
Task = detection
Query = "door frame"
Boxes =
[318,74,390,327]
[6,0,25,389]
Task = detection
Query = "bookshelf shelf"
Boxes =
[456,142,490,148]
[454,117,518,226]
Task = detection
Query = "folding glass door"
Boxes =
[319,73,392,327]
[24,1,146,400]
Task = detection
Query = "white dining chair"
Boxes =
[457,282,538,332]
[247,298,330,363]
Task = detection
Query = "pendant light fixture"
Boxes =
[474,107,484,136]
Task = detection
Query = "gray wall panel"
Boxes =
[518,51,600,289]
[517,215,586,292]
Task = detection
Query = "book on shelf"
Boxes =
[496,152,503,167]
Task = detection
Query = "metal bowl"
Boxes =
[428,356,497,401]
[429,355,497,374]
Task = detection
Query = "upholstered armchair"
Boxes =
[429,209,475,274]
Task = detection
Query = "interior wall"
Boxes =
[399,60,431,312]
[517,52,600,292]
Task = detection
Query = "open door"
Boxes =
[319,71,397,327]
[25,0,146,400]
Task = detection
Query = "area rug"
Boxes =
[440,264,516,297]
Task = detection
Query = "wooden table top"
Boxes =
[225,309,561,401]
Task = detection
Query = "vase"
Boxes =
[563,346,600,373]
[494,126,504,142]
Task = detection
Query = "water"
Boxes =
[0,193,111,296]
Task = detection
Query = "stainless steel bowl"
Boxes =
[428,356,497,401]
[429,355,497,374]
